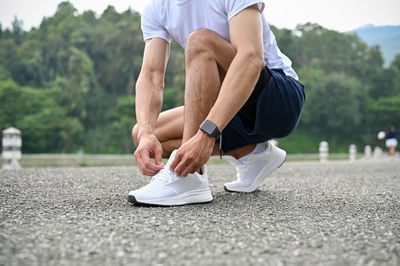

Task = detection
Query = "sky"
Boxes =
[0,0,399,32]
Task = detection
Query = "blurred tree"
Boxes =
[298,68,367,143]
[1,2,398,153]
[107,95,136,153]
[11,16,24,45]
[0,79,83,152]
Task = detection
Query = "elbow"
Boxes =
[239,49,265,72]
[150,74,165,91]
[136,71,165,92]
[248,50,265,71]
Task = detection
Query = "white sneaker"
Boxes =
[224,141,286,193]
[128,150,213,206]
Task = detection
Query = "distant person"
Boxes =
[77,146,84,155]
[385,124,399,156]
[128,0,305,206]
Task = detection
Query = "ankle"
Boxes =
[238,143,267,163]
[226,144,257,159]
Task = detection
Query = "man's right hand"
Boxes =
[133,134,164,176]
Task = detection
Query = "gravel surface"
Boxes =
[1,159,400,266]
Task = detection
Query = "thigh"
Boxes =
[252,69,305,138]
[221,69,305,153]
[187,29,236,74]
[154,106,184,142]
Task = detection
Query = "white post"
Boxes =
[364,145,372,159]
[349,144,357,161]
[373,146,383,159]
[319,141,329,163]
[2,127,22,170]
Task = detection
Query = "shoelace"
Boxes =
[151,167,177,183]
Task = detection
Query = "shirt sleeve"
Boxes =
[220,0,265,21]
[141,1,171,43]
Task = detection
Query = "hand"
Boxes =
[170,131,215,176]
[133,134,164,176]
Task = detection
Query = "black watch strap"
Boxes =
[200,120,221,139]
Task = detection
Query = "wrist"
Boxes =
[199,119,221,140]
[197,130,217,143]
[137,128,155,142]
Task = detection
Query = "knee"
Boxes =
[132,124,139,148]
[185,29,218,63]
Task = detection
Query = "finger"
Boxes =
[154,147,163,166]
[175,152,197,176]
[144,160,163,173]
[133,151,143,169]
[142,170,157,176]
[181,161,199,177]
[142,168,158,176]
[180,166,191,177]
[135,155,150,175]
[141,155,158,175]
[139,150,163,173]
[133,151,140,162]
[169,151,182,170]
[143,150,163,169]
[174,158,191,176]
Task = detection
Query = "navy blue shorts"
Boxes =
[221,67,305,152]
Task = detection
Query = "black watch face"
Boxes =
[200,120,220,139]
[202,120,216,135]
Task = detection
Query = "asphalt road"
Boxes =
[1,159,399,266]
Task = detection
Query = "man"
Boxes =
[128,0,305,206]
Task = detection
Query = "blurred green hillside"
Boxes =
[349,24,400,67]
[1,2,399,154]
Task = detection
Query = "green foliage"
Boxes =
[274,23,399,152]
[299,69,366,139]
[0,3,399,154]
[278,131,322,154]
[0,79,83,152]
[108,96,136,153]
[369,96,400,124]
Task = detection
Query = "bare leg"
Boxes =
[132,105,256,159]
[182,29,239,143]
[182,30,258,160]
[389,146,395,156]
[133,29,257,159]
[132,106,184,158]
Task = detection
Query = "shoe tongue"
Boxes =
[165,150,178,168]
[152,150,178,182]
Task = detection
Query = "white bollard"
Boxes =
[2,127,22,170]
[364,145,372,159]
[319,141,329,163]
[349,144,357,161]
[373,146,383,159]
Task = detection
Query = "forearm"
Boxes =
[206,52,264,130]
[135,76,163,141]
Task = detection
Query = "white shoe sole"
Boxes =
[128,188,213,206]
[225,150,287,193]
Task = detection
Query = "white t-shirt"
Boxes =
[141,0,298,80]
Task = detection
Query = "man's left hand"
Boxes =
[170,131,215,176]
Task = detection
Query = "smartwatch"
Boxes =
[200,120,221,140]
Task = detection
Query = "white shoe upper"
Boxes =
[224,141,286,193]
[128,150,212,206]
